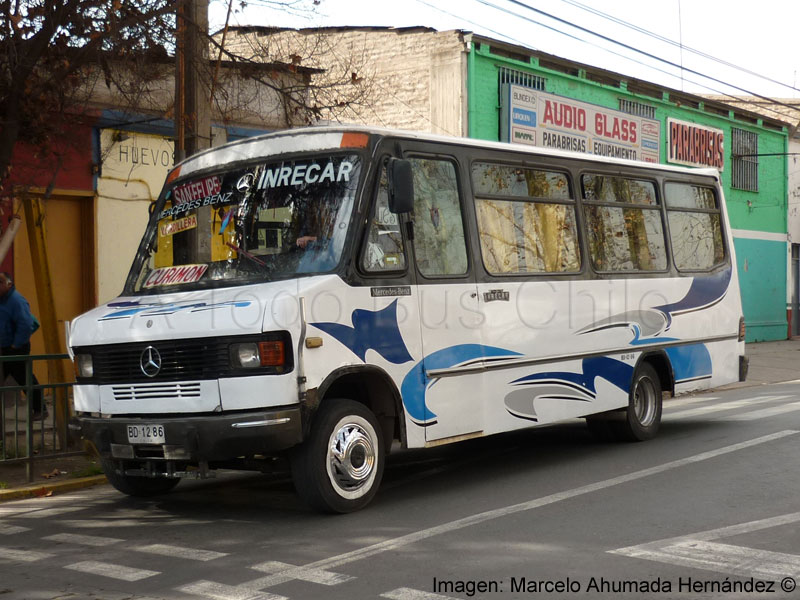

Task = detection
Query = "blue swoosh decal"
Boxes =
[579,267,732,340]
[653,267,732,326]
[100,301,252,321]
[311,299,413,364]
[511,356,633,396]
[401,344,521,426]
[665,344,713,382]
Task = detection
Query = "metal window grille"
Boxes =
[618,99,656,119]
[498,67,545,91]
[731,128,758,191]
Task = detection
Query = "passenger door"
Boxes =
[401,153,484,443]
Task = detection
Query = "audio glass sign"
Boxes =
[500,84,660,163]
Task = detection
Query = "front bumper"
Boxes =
[72,407,303,463]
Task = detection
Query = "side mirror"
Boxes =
[388,158,414,214]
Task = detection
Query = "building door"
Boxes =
[14,193,95,379]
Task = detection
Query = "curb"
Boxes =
[0,475,107,502]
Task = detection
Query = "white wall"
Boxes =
[788,139,800,320]
[225,28,469,136]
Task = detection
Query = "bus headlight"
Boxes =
[231,341,286,369]
[74,354,93,378]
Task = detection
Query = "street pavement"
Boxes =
[1,338,798,502]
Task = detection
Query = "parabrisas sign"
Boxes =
[667,118,725,171]
[501,84,661,163]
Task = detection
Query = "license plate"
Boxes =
[126,424,165,444]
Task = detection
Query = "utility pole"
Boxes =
[175,0,211,159]
[175,0,212,260]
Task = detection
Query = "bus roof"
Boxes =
[173,124,722,182]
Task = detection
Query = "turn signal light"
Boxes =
[258,341,285,367]
[231,340,286,369]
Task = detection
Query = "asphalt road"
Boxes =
[1,382,799,600]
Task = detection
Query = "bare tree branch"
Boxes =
[0,0,375,194]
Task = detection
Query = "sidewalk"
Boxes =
[724,339,800,388]
[1,339,799,502]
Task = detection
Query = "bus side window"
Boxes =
[361,165,406,272]
[409,158,468,277]
[665,182,725,271]
[582,174,667,272]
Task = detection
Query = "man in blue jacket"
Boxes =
[0,272,44,418]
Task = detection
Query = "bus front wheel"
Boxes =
[291,398,385,513]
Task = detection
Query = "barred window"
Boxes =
[498,66,545,91]
[731,128,758,191]
[619,99,656,119]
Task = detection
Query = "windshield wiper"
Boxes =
[226,241,267,267]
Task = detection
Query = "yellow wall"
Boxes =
[14,194,94,382]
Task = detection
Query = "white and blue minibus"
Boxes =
[69,126,747,512]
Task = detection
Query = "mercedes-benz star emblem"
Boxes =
[236,173,254,192]
[140,346,162,378]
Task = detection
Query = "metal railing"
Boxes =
[0,353,82,482]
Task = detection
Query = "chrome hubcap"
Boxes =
[328,421,376,493]
[633,376,657,427]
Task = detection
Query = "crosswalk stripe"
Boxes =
[381,588,460,600]
[17,506,87,518]
[611,512,800,581]
[0,547,51,562]
[251,560,354,585]
[64,560,160,581]
[665,395,793,420]
[0,507,40,517]
[0,523,30,535]
[177,580,287,600]
[134,543,227,561]
[60,518,212,528]
[44,533,124,546]
[665,396,720,408]
[657,540,800,579]
[720,401,800,421]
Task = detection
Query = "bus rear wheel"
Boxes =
[615,362,662,441]
[586,362,662,442]
[291,398,385,513]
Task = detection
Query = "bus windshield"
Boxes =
[128,153,361,293]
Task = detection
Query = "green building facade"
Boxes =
[465,38,788,342]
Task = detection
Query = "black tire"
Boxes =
[611,362,663,442]
[290,398,385,513]
[100,458,181,497]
